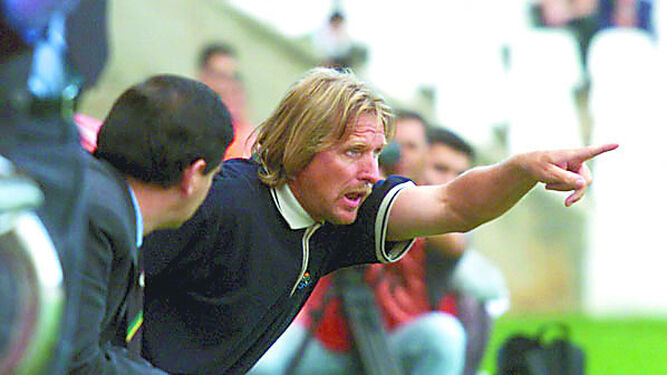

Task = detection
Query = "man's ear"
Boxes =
[180,159,207,195]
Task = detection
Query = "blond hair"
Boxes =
[253,67,394,187]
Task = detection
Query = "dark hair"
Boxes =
[427,127,475,161]
[329,11,345,23]
[198,42,237,69]
[95,74,233,187]
[395,109,428,127]
[393,109,431,135]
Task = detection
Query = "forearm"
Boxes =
[387,154,537,241]
[443,154,537,232]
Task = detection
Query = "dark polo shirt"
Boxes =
[141,159,415,374]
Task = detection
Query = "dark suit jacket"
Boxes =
[68,155,166,374]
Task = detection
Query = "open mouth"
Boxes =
[343,189,369,209]
[345,191,363,201]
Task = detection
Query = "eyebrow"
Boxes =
[345,139,386,150]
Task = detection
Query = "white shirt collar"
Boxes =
[271,183,317,230]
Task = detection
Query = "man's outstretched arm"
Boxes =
[387,144,618,241]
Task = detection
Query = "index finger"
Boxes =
[576,143,619,162]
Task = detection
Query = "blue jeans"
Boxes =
[249,312,466,375]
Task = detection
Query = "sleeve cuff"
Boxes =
[374,181,417,263]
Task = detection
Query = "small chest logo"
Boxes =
[297,271,312,291]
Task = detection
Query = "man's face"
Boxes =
[199,54,245,120]
[391,118,428,182]
[289,114,385,225]
[203,54,238,78]
[423,143,472,185]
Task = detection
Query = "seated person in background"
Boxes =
[197,42,256,159]
[532,0,654,70]
[531,0,600,68]
[68,75,233,374]
[312,10,354,68]
[422,128,509,375]
[382,110,430,184]
[140,67,615,374]
[597,0,654,33]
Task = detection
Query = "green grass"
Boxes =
[480,314,667,375]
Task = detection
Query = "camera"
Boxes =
[0,156,65,374]
[378,141,402,172]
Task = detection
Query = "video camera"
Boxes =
[1,1,107,373]
[0,157,65,374]
[378,140,402,173]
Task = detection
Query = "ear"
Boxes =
[180,159,207,196]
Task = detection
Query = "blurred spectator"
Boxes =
[531,0,654,68]
[531,0,601,68]
[74,113,103,152]
[312,11,353,67]
[197,42,255,159]
[422,128,476,186]
[381,110,430,184]
[312,10,367,69]
[597,0,654,33]
[423,128,510,375]
[537,0,599,27]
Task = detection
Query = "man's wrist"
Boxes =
[506,153,539,186]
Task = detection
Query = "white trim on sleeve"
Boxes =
[374,181,417,263]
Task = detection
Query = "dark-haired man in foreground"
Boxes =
[141,67,617,374]
[68,75,233,374]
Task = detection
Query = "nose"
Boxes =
[359,152,381,184]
